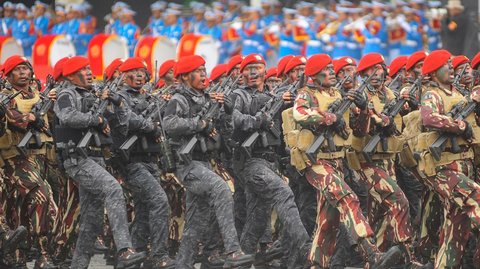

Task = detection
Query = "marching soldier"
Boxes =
[209,64,228,85]
[0,56,57,269]
[387,55,408,91]
[417,49,480,268]
[163,55,254,268]
[53,56,147,269]
[103,58,125,82]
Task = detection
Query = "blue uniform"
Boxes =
[11,19,36,56]
[160,23,183,44]
[34,15,49,35]
[189,18,207,34]
[427,26,441,51]
[50,21,68,35]
[278,30,303,58]
[66,18,90,55]
[305,22,326,57]
[117,22,140,56]
[362,16,389,57]
[111,19,122,34]
[399,20,423,56]
[239,20,268,58]
[1,17,15,35]
[149,18,164,36]
[332,20,352,59]
[261,14,275,26]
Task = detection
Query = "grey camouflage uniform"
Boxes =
[53,85,133,268]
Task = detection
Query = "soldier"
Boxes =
[283,56,306,85]
[350,53,416,260]
[265,67,281,93]
[0,56,57,269]
[387,55,408,91]
[109,57,176,268]
[229,53,310,268]
[417,49,480,268]
[163,55,254,268]
[292,53,405,269]
[276,55,294,81]
[11,4,36,57]
[452,55,474,92]
[53,56,146,269]
[103,58,125,82]
[209,64,228,85]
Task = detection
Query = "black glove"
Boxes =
[255,113,272,129]
[463,121,473,141]
[200,120,215,135]
[404,91,418,110]
[108,92,122,106]
[332,117,349,139]
[327,99,342,112]
[32,112,46,130]
[351,90,367,110]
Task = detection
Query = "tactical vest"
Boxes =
[0,88,51,160]
[351,87,404,161]
[282,86,351,171]
[415,86,480,177]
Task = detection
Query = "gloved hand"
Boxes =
[255,113,272,129]
[462,121,474,141]
[327,99,342,112]
[347,90,367,110]
[108,92,122,106]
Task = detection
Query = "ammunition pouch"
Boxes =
[352,135,403,153]
[54,125,85,145]
[346,150,361,170]
[417,149,474,177]
[0,129,13,149]
[398,145,417,168]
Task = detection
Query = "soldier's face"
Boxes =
[434,60,454,85]
[314,64,336,88]
[125,68,147,89]
[363,64,384,89]
[152,10,162,19]
[287,65,305,83]
[4,8,14,17]
[68,66,93,89]
[164,68,175,84]
[16,10,27,20]
[337,65,357,89]
[56,13,66,23]
[456,63,473,85]
[412,61,424,79]
[243,63,266,90]
[184,66,207,91]
[266,77,281,92]
[7,64,32,88]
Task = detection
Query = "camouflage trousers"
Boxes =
[416,189,443,263]
[63,156,132,269]
[3,155,56,249]
[175,160,240,268]
[358,158,412,251]
[422,159,480,269]
[123,161,171,260]
[240,158,309,269]
[305,158,373,268]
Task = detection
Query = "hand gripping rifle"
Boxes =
[453,64,469,96]
[18,76,67,155]
[118,94,168,160]
[387,72,402,92]
[241,74,305,158]
[362,76,422,163]
[428,98,477,161]
[305,71,375,163]
[76,73,125,158]
[178,75,240,164]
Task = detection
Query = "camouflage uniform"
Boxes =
[230,85,309,268]
[351,86,413,251]
[293,86,375,268]
[418,83,480,268]
[163,85,243,268]
[0,85,57,266]
[54,84,134,268]
[111,85,172,263]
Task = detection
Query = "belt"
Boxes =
[316,151,345,160]
[129,153,158,163]
[435,149,474,165]
[358,152,395,162]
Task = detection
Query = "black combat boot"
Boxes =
[1,225,27,253]
[222,250,254,268]
[358,238,404,269]
[116,248,147,269]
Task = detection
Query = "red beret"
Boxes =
[53,57,70,80]
[3,55,30,75]
[227,55,244,74]
[63,56,89,76]
[266,67,278,79]
[388,56,408,77]
[471,52,480,69]
[284,56,307,74]
[119,57,147,72]
[422,50,451,75]
[240,54,266,72]
[305,54,332,77]
[104,58,124,80]
[452,55,470,70]
[209,64,227,81]
[158,59,176,78]
[405,51,427,71]
[357,53,385,73]
[174,55,206,77]
[277,55,294,77]
[333,56,357,75]
[0,64,3,74]
[156,79,165,88]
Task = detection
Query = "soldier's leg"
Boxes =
[242,159,309,268]
[359,159,412,250]
[295,175,317,237]
[125,162,171,262]
[396,164,424,221]
[233,174,247,238]
[416,190,443,264]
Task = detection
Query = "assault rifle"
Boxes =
[387,73,402,92]
[305,71,375,163]
[118,94,168,161]
[18,76,67,155]
[428,99,477,161]
[178,75,240,163]
[453,64,469,96]
[362,76,423,163]
[0,90,22,111]
[335,75,351,96]
[76,73,125,157]
[241,74,305,157]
